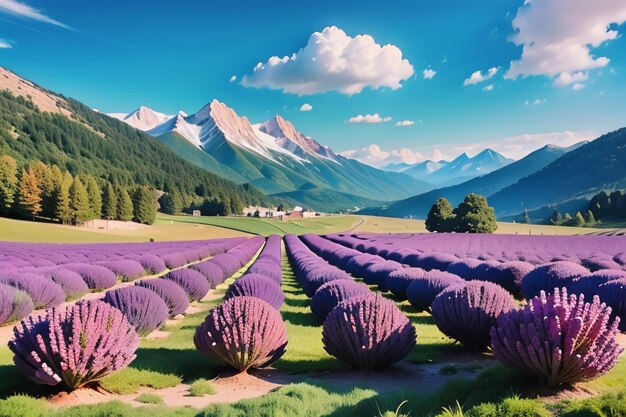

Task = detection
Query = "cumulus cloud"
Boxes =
[339,144,424,167]
[299,103,313,112]
[340,130,596,167]
[241,26,414,95]
[229,75,237,82]
[505,0,626,83]
[463,67,499,86]
[0,38,11,48]
[423,68,436,79]
[348,114,392,124]
[572,83,586,90]
[395,120,415,127]
[482,84,494,92]
[0,0,70,29]
[553,71,588,87]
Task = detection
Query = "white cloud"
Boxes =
[299,103,313,112]
[340,130,596,167]
[463,67,499,86]
[533,98,547,105]
[339,144,424,167]
[0,0,70,29]
[229,75,237,82]
[553,71,588,87]
[241,26,414,95]
[0,39,11,48]
[423,68,436,79]
[482,84,494,92]
[505,0,626,83]
[347,114,392,124]
[395,120,415,127]
[572,83,586,90]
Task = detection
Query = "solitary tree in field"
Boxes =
[453,193,498,233]
[117,186,134,222]
[425,197,455,233]
[17,167,42,220]
[102,182,117,220]
[0,155,18,215]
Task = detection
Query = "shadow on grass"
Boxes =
[282,310,321,327]
[284,297,310,308]
[131,347,221,382]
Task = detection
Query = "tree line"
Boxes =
[425,193,498,233]
[0,155,156,225]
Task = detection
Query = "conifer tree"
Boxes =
[69,176,91,224]
[572,211,586,227]
[84,175,102,221]
[0,155,18,215]
[102,182,117,220]
[56,171,74,224]
[44,164,64,219]
[117,186,134,222]
[585,210,596,225]
[133,186,156,225]
[18,167,43,220]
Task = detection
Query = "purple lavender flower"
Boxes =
[0,284,34,326]
[137,254,167,274]
[0,272,65,309]
[8,299,139,390]
[190,261,226,288]
[310,280,371,319]
[63,263,118,291]
[386,268,427,301]
[194,296,287,372]
[97,260,146,282]
[163,268,210,302]
[521,261,590,299]
[406,271,464,313]
[431,280,516,352]
[136,278,189,318]
[103,286,169,336]
[322,293,416,370]
[39,267,89,300]
[224,273,285,310]
[491,288,623,387]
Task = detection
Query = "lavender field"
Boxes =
[1,231,626,416]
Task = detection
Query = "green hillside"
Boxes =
[270,187,383,212]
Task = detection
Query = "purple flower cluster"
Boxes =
[322,293,416,370]
[310,280,371,319]
[491,288,623,387]
[406,271,464,312]
[163,268,210,302]
[136,278,189,318]
[224,273,285,310]
[431,280,517,352]
[521,261,590,299]
[0,272,65,309]
[103,286,169,336]
[39,268,89,300]
[63,263,118,291]
[0,283,34,326]
[96,260,145,282]
[8,299,139,390]
[194,296,287,371]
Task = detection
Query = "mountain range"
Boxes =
[109,101,431,209]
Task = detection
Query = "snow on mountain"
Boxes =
[258,115,338,162]
[427,149,513,186]
[108,106,172,131]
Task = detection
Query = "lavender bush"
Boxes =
[190,261,226,288]
[8,299,139,390]
[40,268,89,300]
[490,288,623,387]
[322,293,416,370]
[310,280,371,319]
[161,253,189,269]
[194,296,287,371]
[63,263,118,291]
[0,273,65,309]
[431,280,516,352]
[406,271,464,312]
[361,260,403,292]
[103,286,169,336]
[164,268,210,302]
[136,278,189,318]
[97,260,146,282]
[224,273,285,309]
[386,268,427,300]
[137,254,167,274]
[0,284,34,326]
[521,261,590,299]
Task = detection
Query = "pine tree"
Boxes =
[56,171,73,224]
[133,186,156,225]
[117,186,134,222]
[453,193,498,233]
[102,182,117,220]
[585,210,596,225]
[17,167,43,220]
[69,176,91,224]
[230,195,244,215]
[84,175,102,221]
[0,155,18,215]
[425,197,456,233]
[549,210,563,225]
[158,192,176,215]
[44,165,64,219]
[572,211,586,227]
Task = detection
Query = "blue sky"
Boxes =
[1,0,625,166]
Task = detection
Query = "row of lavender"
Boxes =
[8,236,266,390]
[0,238,247,326]
[324,233,626,328]
[296,233,623,387]
[195,235,289,371]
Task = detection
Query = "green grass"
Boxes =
[134,393,163,405]
[188,379,216,397]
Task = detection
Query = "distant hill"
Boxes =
[270,188,383,213]
[361,142,587,219]
[425,149,514,186]
[489,128,626,217]
[0,67,268,207]
[111,101,431,210]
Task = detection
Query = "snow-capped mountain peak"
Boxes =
[108,106,172,131]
